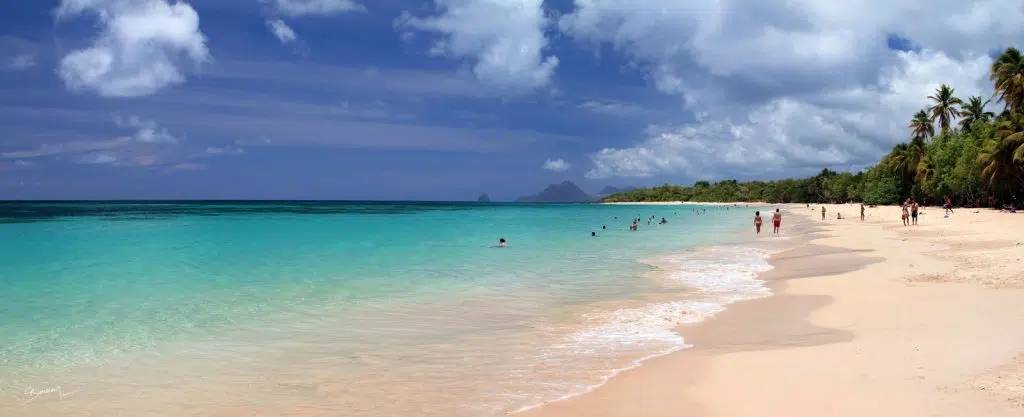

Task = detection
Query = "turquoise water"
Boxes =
[0,201,763,416]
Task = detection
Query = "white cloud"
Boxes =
[543,158,570,172]
[267,0,364,16]
[7,54,36,70]
[398,0,558,92]
[558,0,1024,180]
[267,19,297,43]
[113,114,179,143]
[55,0,210,97]
[586,50,994,180]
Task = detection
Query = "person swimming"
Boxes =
[498,238,507,247]
[591,231,597,237]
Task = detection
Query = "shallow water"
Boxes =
[0,201,769,416]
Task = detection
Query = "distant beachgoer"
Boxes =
[821,206,826,220]
[754,211,763,234]
[591,232,597,237]
[498,238,507,247]
[902,204,909,226]
[837,212,843,220]
[630,221,638,231]
[860,204,865,221]
[602,225,607,230]
[772,209,782,234]
[944,196,954,215]
[911,200,919,225]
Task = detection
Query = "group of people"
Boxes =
[753,209,782,234]
[901,199,920,226]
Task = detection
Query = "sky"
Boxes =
[1,0,1022,200]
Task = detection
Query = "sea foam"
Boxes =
[514,245,774,414]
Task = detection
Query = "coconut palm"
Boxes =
[977,111,1024,186]
[958,96,995,131]
[886,137,928,182]
[908,109,934,140]
[991,47,1024,113]
[927,84,962,132]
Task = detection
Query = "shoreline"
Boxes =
[521,203,1024,417]
[600,201,769,206]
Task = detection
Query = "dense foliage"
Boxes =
[603,47,1024,207]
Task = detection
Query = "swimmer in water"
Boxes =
[498,238,507,247]
[591,231,597,237]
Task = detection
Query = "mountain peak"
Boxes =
[515,181,593,203]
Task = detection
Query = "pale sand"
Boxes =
[522,203,1024,417]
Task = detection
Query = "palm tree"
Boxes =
[908,109,935,139]
[886,137,927,182]
[991,47,1024,113]
[928,84,963,132]
[977,112,1024,186]
[958,96,995,131]
[915,154,935,184]
[994,111,1024,163]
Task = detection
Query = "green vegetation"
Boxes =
[603,47,1024,207]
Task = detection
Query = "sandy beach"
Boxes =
[522,203,1024,417]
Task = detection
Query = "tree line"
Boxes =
[603,47,1024,207]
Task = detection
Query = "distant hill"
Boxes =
[595,186,637,197]
[515,181,594,203]
[477,193,491,203]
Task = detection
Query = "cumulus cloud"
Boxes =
[398,0,558,92]
[586,50,994,180]
[559,0,1024,180]
[542,158,570,172]
[7,54,36,70]
[267,19,297,43]
[267,0,364,16]
[55,0,210,97]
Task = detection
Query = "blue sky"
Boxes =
[0,0,1019,200]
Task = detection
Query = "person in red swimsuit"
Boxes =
[772,209,782,234]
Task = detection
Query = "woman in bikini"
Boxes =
[901,204,909,226]
[754,211,763,234]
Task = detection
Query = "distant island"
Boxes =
[604,46,1024,208]
[477,193,491,203]
[515,181,594,203]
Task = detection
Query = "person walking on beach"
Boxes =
[860,204,865,221]
[902,204,910,226]
[754,211,763,234]
[821,206,826,220]
[911,200,919,225]
[772,209,782,234]
[944,196,954,215]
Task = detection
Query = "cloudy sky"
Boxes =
[1,0,1020,200]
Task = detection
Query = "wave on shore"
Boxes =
[513,245,774,414]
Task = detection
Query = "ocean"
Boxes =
[0,201,772,416]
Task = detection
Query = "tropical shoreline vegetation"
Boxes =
[603,47,1024,207]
